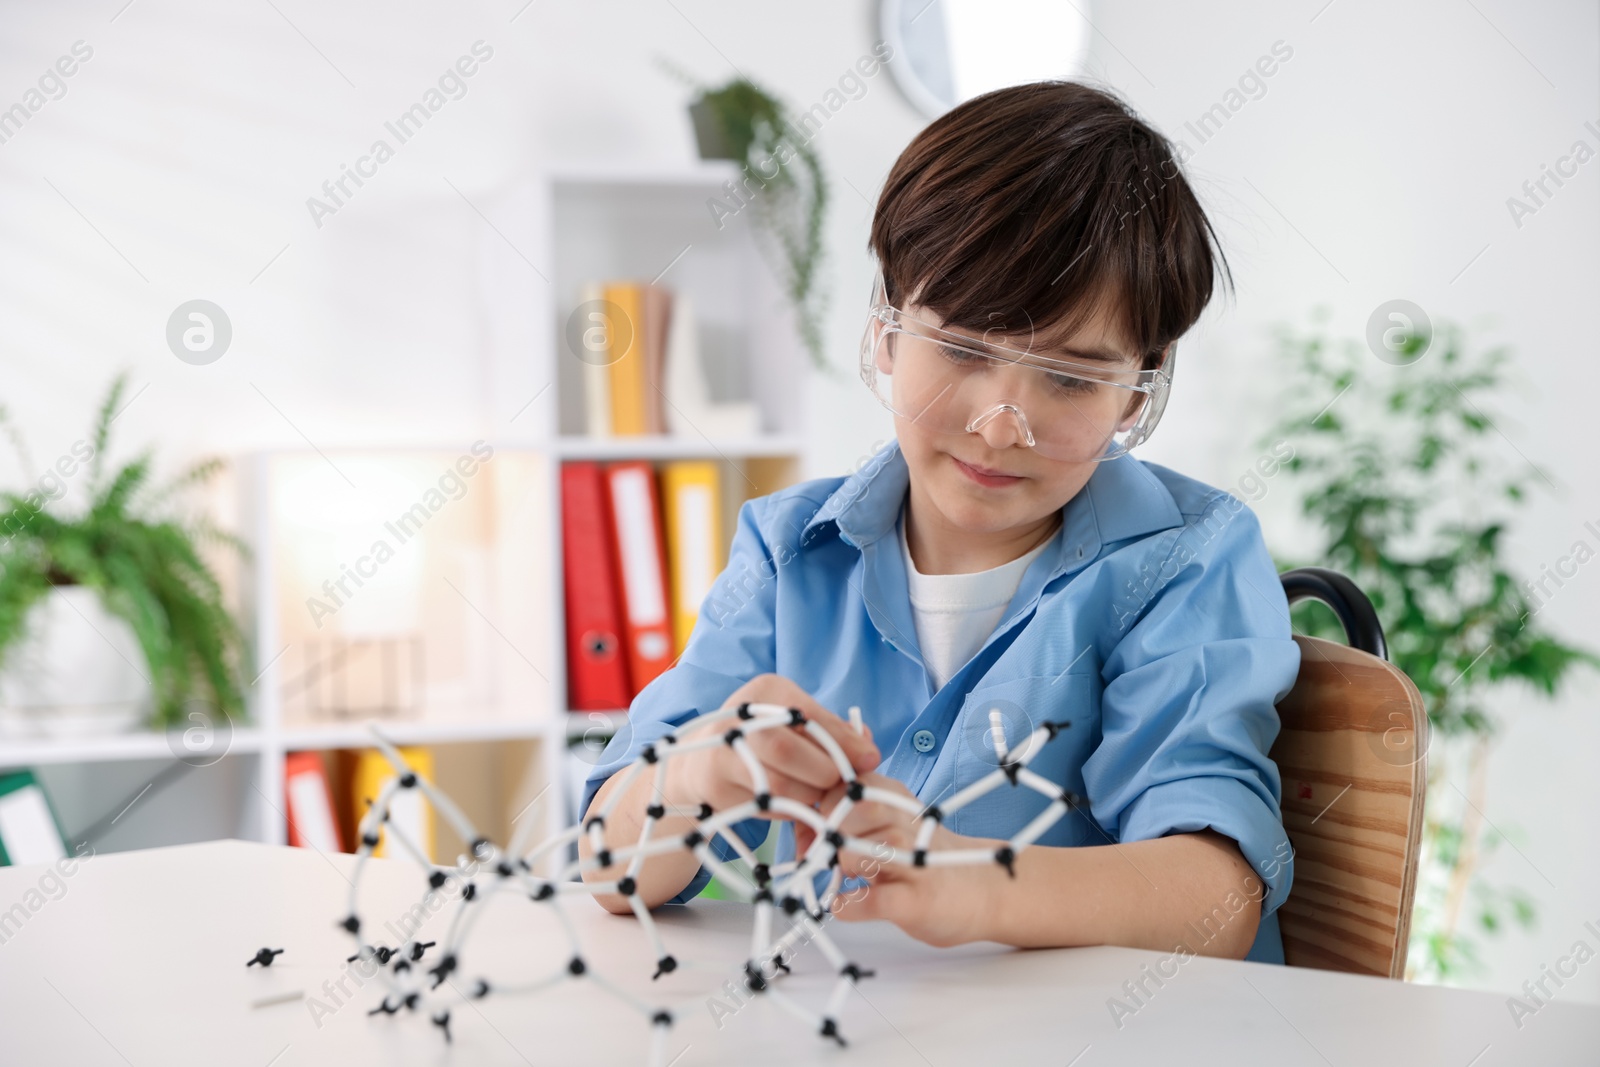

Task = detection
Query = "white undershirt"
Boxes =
[898,505,1053,692]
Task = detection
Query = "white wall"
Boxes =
[0,0,1595,1004]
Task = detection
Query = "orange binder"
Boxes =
[284,751,344,853]
[660,460,723,656]
[562,462,633,710]
[604,283,647,436]
[605,461,674,696]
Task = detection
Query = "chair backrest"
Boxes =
[1269,634,1428,979]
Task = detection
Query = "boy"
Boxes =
[581,80,1300,963]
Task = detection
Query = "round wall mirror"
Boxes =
[879,0,1094,118]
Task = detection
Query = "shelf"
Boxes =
[0,715,634,769]
[0,729,265,767]
[280,717,565,751]
[554,435,803,460]
[563,711,628,738]
[285,712,623,744]
[281,714,631,749]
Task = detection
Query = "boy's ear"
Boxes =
[1117,393,1145,432]
[874,325,895,374]
[1116,342,1174,430]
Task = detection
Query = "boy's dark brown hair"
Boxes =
[870,80,1229,369]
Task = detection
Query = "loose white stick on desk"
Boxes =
[295,702,1073,1061]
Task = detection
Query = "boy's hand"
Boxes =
[662,674,880,816]
[810,773,1004,948]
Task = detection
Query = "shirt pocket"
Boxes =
[947,671,1103,846]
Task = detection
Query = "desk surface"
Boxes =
[0,840,1594,1066]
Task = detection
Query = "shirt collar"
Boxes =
[800,439,1185,570]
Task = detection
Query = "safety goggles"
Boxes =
[859,273,1174,463]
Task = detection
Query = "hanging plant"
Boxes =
[679,70,832,374]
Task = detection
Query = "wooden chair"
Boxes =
[1268,567,1428,979]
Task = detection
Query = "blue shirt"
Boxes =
[583,440,1301,963]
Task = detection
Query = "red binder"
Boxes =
[284,751,343,853]
[605,461,675,696]
[561,462,633,710]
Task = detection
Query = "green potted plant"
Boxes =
[1259,311,1597,981]
[0,375,246,735]
[682,71,831,373]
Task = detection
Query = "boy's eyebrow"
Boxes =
[1050,343,1136,365]
[934,315,1139,366]
[947,334,1139,368]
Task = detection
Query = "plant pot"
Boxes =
[0,586,151,738]
[688,98,737,160]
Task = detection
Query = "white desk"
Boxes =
[0,840,1594,1065]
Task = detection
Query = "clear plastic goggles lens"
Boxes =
[860,310,1170,463]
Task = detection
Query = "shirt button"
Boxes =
[912,729,936,753]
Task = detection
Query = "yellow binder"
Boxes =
[604,283,647,436]
[661,461,723,656]
[351,746,435,862]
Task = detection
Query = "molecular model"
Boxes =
[309,702,1077,1065]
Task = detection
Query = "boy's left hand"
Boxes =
[796,773,1004,948]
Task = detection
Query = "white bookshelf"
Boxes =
[0,163,808,865]
[531,162,809,837]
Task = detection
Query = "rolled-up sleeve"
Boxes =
[1083,495,1301,916]
[580,497,782,902]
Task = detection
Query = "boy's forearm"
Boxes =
[578,769,701,911]
[972,830,1263,958]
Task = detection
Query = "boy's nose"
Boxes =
[967,402,1036,450]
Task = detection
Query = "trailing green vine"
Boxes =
[678,69,832,375]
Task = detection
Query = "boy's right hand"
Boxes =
[662,674,880,815]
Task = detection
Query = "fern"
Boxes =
[0,373,246,728]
